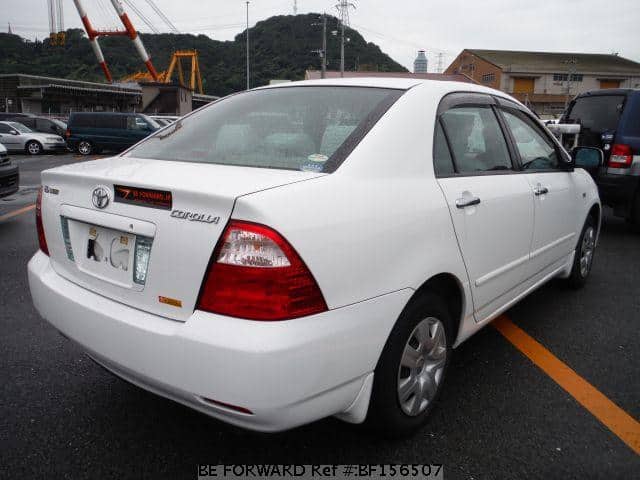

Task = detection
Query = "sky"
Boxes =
[2,0,640,72]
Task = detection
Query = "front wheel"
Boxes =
[365,292,452,437]
[25,140,42,155]
[567,215,597,288]
[77,141,93,155]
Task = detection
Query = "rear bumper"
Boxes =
[596,172,639,212]
[28,251,411,432]
[0,161,19,197]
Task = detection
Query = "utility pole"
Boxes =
[312,14,328,78]
[335,1,356,77]
[246,1,250,90]
[322,14,327,78]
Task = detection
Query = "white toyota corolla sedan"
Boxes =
[28,78,602,435]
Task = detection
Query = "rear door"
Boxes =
[563,93,626,154]
[498,105,579,276]
[435,94,535,320]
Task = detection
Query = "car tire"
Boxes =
[567,215,597,288]
[77,141,93,155]
[25,140,42,155]
[365,291,453,437]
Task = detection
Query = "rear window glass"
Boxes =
[125,86,403,172]
[565,95,625,134]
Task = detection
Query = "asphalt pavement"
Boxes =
[1,153,638,479]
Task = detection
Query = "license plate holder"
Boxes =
[69,221,140,289]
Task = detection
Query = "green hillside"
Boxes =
[0,14,407,96]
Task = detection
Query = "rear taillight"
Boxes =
[609,144,633,168]
[196,220,327,321]
[36,187,49,255]
[64,128,70,138]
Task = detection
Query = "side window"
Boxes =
[73,115,96,128]
[127,116,150,131]
[36,119,53,132]
[0,123,11,133]
[102,115,125,129]
[440,106,513,174]
[433,121,455,176]
[20,118,35,128]
[501,109,558,170]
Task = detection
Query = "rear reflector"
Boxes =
[36,187,49,255]
[609,144,633,168]
[201,397,253,415]
[196,220,328,321]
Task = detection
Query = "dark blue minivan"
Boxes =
[562,89,640,227]
[66,112,160,156]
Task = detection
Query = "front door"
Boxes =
[0,123,21,150]
[498,107,578,276]
[434,100,535,320]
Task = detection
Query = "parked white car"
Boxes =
[0,121,67,155]
[28,78,601,435]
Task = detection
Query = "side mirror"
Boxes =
[10,130,19,135]
[572,147,603,171]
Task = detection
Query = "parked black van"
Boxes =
[561,89,640,227]
[66,112,160,155]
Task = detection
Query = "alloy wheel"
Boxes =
[580,226,596,277]
[27,142,41,155]
[397,317,447,416]
[78,142,92,155]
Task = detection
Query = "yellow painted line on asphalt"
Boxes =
[0,204,35,222]
[493,315,640,456]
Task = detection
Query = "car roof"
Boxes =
[257,77,518,102]
[574,88,639,98]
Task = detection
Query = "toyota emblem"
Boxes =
[92,187,110,209]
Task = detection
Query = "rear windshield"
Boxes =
[125,86,403,172]
[565,95,625,134]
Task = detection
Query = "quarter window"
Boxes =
[501,109,558,170]
[433,122,455,176]
[440,106,513,174]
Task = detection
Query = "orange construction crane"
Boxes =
[122,50,204,94]
[164,50,204,94]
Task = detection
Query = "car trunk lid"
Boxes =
[40,156,324,321]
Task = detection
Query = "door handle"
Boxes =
[456,196,481,209]
[534,186,549,196]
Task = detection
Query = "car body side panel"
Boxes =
[233,86,475,344]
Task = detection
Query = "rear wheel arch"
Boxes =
[587,202,601,237]
[407,273,465,344]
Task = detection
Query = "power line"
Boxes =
[122,0,160,33]
[143,0,180,33]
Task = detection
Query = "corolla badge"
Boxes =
[92,186,110,209]
[170,209,220,224]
